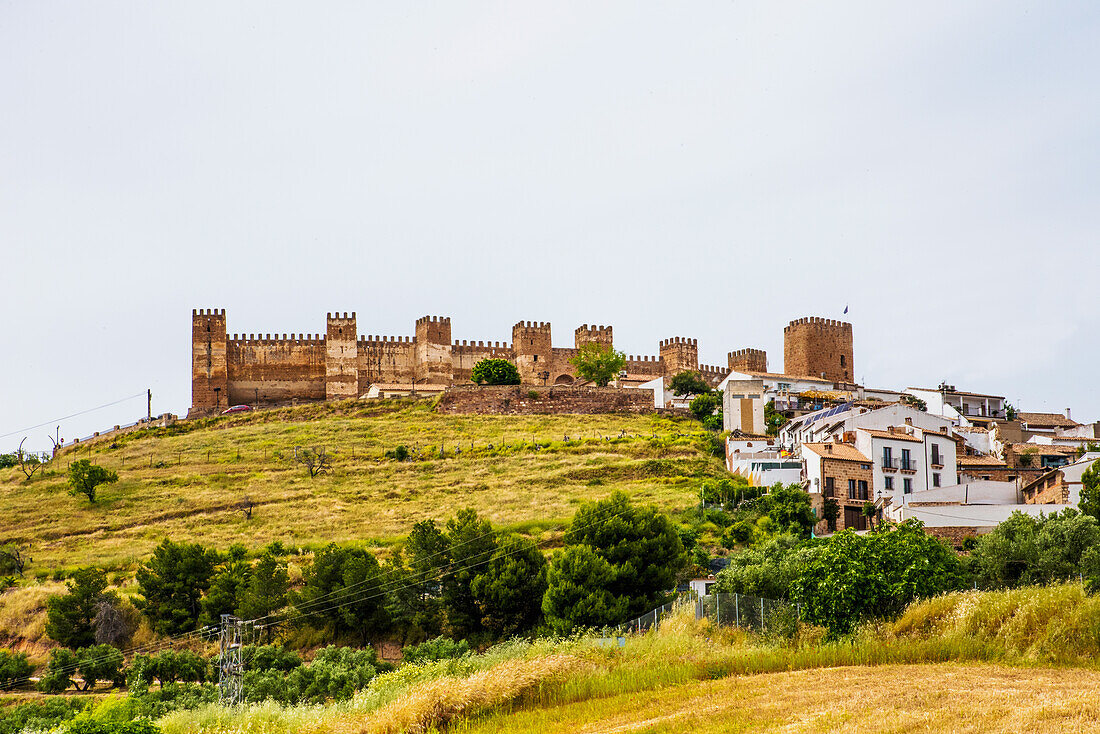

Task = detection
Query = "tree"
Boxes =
[46,567,110,649]
[37,645,124,692]
[715,534,806,599]
[199,548,250,628]
[296,544,390,643]
[969,509,1100,588]
[237,547,290,629]
[764,400,788,436]
[689,392,720,421]
[0,543,30,577]
[135,539,219,635]
[790,521,966,635]
[1004,401,1018,421]
[669,371,710,397]
[293,446,331,478]
[93,596,139,647]
[470,535,548,638]
[67,459,118,503]
[384,521,449,641]
[1079,459,1100,523]
[754,484,818,539]
[568,343,626,387]
[542,545,626,634]
[441,509,497,638]
[470,358,521,386]
[559,492,687,621]
[15,438,45,481]
[0,650,32,690]
[822,498,840,532]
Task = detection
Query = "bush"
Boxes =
[386,445,410,461]
[401,636,471,664]
[128,650,208,690]
[689,393,720,421]
[470,359,521,386]
[243,645,381,705]
[0,699,89,734]
[670,372,710,396]
[0,650,32,689]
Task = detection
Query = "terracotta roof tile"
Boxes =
[801,442,871,463]
[1018,412,1080,428]
[858,429,923,443]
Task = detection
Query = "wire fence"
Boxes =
[623,593,799,635]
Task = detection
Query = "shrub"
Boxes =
[402,637,471,665]
[0,650,32,689]
[386,445,410,461]
[470,359,521,386]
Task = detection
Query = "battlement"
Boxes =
[513,320,551,332]
[327,311,356,322]
[231,334,324,345]
[360,335,416,345]
[728,347,768,373]
[193,308,225,317]
[784,317,852,332]
[575,323,613,346]
[659,337,698,348]
[416,315,451,327]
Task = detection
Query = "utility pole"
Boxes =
[147,389,152,421]
[218,615,243,706]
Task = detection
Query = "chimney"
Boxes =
[1066,408,1073,421]
[825,444,832,454]
[905,417,913,426]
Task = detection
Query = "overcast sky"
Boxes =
[3,2,1098,451]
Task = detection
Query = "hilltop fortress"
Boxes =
[190,310,854,416]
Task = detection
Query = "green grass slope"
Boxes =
[1,399,721,570]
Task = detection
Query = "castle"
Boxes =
[189,310,854,416]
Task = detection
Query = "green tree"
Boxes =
[296,544,390,643]
[36,646,124,693]
[1079,459,1100,523]
[969,509,1100,588]
[790,521,965,635]
[384,521,449,642]
[689,392,720,421]
[559,492,687,621]
[764,400,788,436]
[0,649,32,690]
[568,343,626,387]
[37,648,78,693]
[754,484,819,539]
[46,567,110,649]
[715,534,806,599]
[470,535,548,638]
[67,460,118,503]
[470,359,521,385]
[135,539,219,635]
[542,545,626,634]
[442,509,497,638]
[237,548,290,629]
[669,371,710,396]
[198,549,250,629]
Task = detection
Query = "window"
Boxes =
[858,480,868,500]
[848,479,857,499]
[885,476,894,491]
[840,355,846,367]
[931,443,940,465]
[533,355,538,362]
[903,478,912,494]
[825,477,834,497]
[933,473,941,487]
[901,448,912,470]
[731,394,745,399]
[883,446,893,468]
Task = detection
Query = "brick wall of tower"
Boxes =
[191,309,228,416]
[783,317,853,382]
[415,315,453,385]
[575,324,613,349]
[326,312,359,400]
[227,334,326,406]
[659,337,699,375]
[728,348,767,373]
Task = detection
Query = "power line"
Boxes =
[0,392,147,441]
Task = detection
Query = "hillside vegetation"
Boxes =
[1,399,719,570]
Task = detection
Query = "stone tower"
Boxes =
[728,348,767,374]
[659,337,699,375]
[326,312,359,400]
[783,317,853,382]
[574,324,613,350]
[191,309,228,415]
[512,321,552,384]
[415,315,453,384]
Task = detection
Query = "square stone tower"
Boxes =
[574,324,613,350]
[659,337,699,375]
[512,321,552,383]
[783,317,853,382]
[728,348,767,374]
[415,315,453,385]
[326,312,359,400]
[191,309,228,415]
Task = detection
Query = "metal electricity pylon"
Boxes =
[218,614,243,706]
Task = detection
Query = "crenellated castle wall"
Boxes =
[189,309,852,416]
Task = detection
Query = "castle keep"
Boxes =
[189,309,854,416]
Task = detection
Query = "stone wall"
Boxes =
[435,385,659,415]
[923,525,989,548]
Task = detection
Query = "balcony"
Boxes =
[881,458,899,472]
[900,461,916,474]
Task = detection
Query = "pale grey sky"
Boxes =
[3,2,1098,450]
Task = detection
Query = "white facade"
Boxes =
[905,387,1007,425]
[782,403,952,449]
[726,436,803,487]
[718,370,835,412]
[851,425,958,505]
[722,379,765,434]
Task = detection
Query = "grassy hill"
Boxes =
[1,398,722,571]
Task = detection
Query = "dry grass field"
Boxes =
[1,399,718,570]
[459,663,1100,733]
